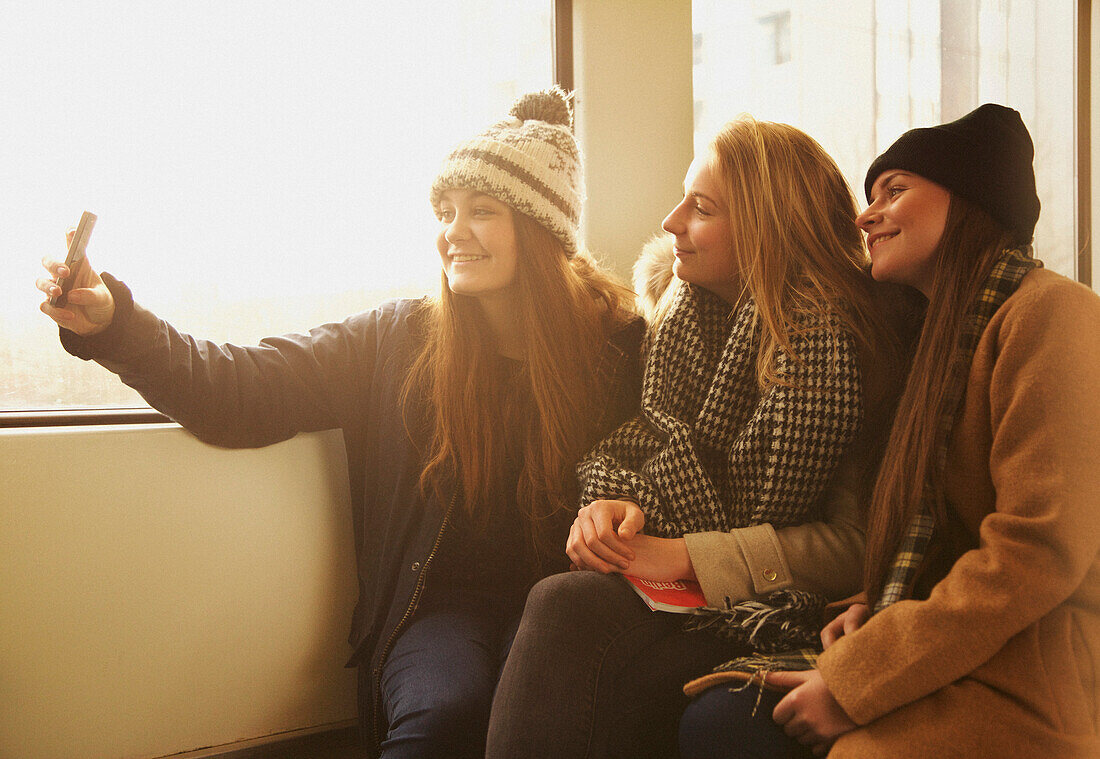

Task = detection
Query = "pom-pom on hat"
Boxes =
[430,86,585,257]
[864,103,1041,244]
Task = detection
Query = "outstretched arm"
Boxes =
[37,233,390,449]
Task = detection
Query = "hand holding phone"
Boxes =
[50,211,97,307]
[38,211,116,336]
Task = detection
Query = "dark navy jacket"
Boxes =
[62,274,644,752]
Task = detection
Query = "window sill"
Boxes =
[0,408,170,428]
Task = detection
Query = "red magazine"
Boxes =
[623,575,707,613]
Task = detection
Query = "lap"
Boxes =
[488,572,748,759]
[380,592,521,759]
[679,684,813,759]
[521,571,742,681]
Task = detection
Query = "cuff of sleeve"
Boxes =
[684,531,754,607]
[684,526,795,606]
[732,523,793,594]
[59,273,137,360]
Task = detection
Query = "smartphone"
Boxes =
[50,211,97,308]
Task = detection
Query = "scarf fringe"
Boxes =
[682,589,825,653]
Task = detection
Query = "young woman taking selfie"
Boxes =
[37,88,643,759]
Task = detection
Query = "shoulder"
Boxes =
[980,269,1100,413]
[993,268,1100,346]
[305,297,432,370]
[339,296,430,338]
[1006,267,1098,310]
[596,312,645,389]
[594,313,645,406]
[786,305,860,356]
[366,296,429,324]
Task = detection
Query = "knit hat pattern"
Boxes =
[430,86,584,257]
[864,103,1041,243]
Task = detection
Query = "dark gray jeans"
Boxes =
[486,571,747,759]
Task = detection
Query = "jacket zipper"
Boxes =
[370,490,457,749]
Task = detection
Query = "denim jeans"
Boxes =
[678,684,814,759]
[374,589,522,759]
[485,571,747,759]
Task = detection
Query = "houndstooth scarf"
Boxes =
[578,281,863,538]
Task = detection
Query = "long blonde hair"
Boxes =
[706,116,886,387]
[402,210,633,557]
[863,196,1016,601]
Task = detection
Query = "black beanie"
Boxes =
[864,103,1041,244]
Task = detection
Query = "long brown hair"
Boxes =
[706,116,889,388]
[402,209,633,556]
[863,196,1017,601]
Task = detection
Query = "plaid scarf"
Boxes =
[874,247,1041,609]
[578,282,863,538]
[686,249,1043,695]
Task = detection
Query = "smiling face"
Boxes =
[661,156,740,303]
[857,170,951,296]
[436,188,520,304]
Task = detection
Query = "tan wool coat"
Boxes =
[818,269,1100,758]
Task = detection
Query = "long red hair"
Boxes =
[402,210,633,559]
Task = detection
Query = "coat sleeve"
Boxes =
[60,273,393,449]
[816,277,1100,725]
[684,472,865,605]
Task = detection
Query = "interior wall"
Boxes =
[0,425,358,759]
[573,0,694,281]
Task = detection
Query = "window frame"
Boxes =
[0,408,171,429]
[1078,0,1092,288]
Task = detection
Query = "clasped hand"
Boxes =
[566,499,693,582]
[767,603,870,755]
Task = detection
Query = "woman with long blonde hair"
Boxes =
[36,88,643,759]
[485,116,907,759]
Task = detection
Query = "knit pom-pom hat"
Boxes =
[430,86,585,257]
[865,103,1041,244]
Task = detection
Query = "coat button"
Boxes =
[762,568,778,582]
[411,561,421,572]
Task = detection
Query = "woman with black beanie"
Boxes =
[36,88,643,759]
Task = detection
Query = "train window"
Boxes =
[692,0,1078,278]
[1,1,553,415]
